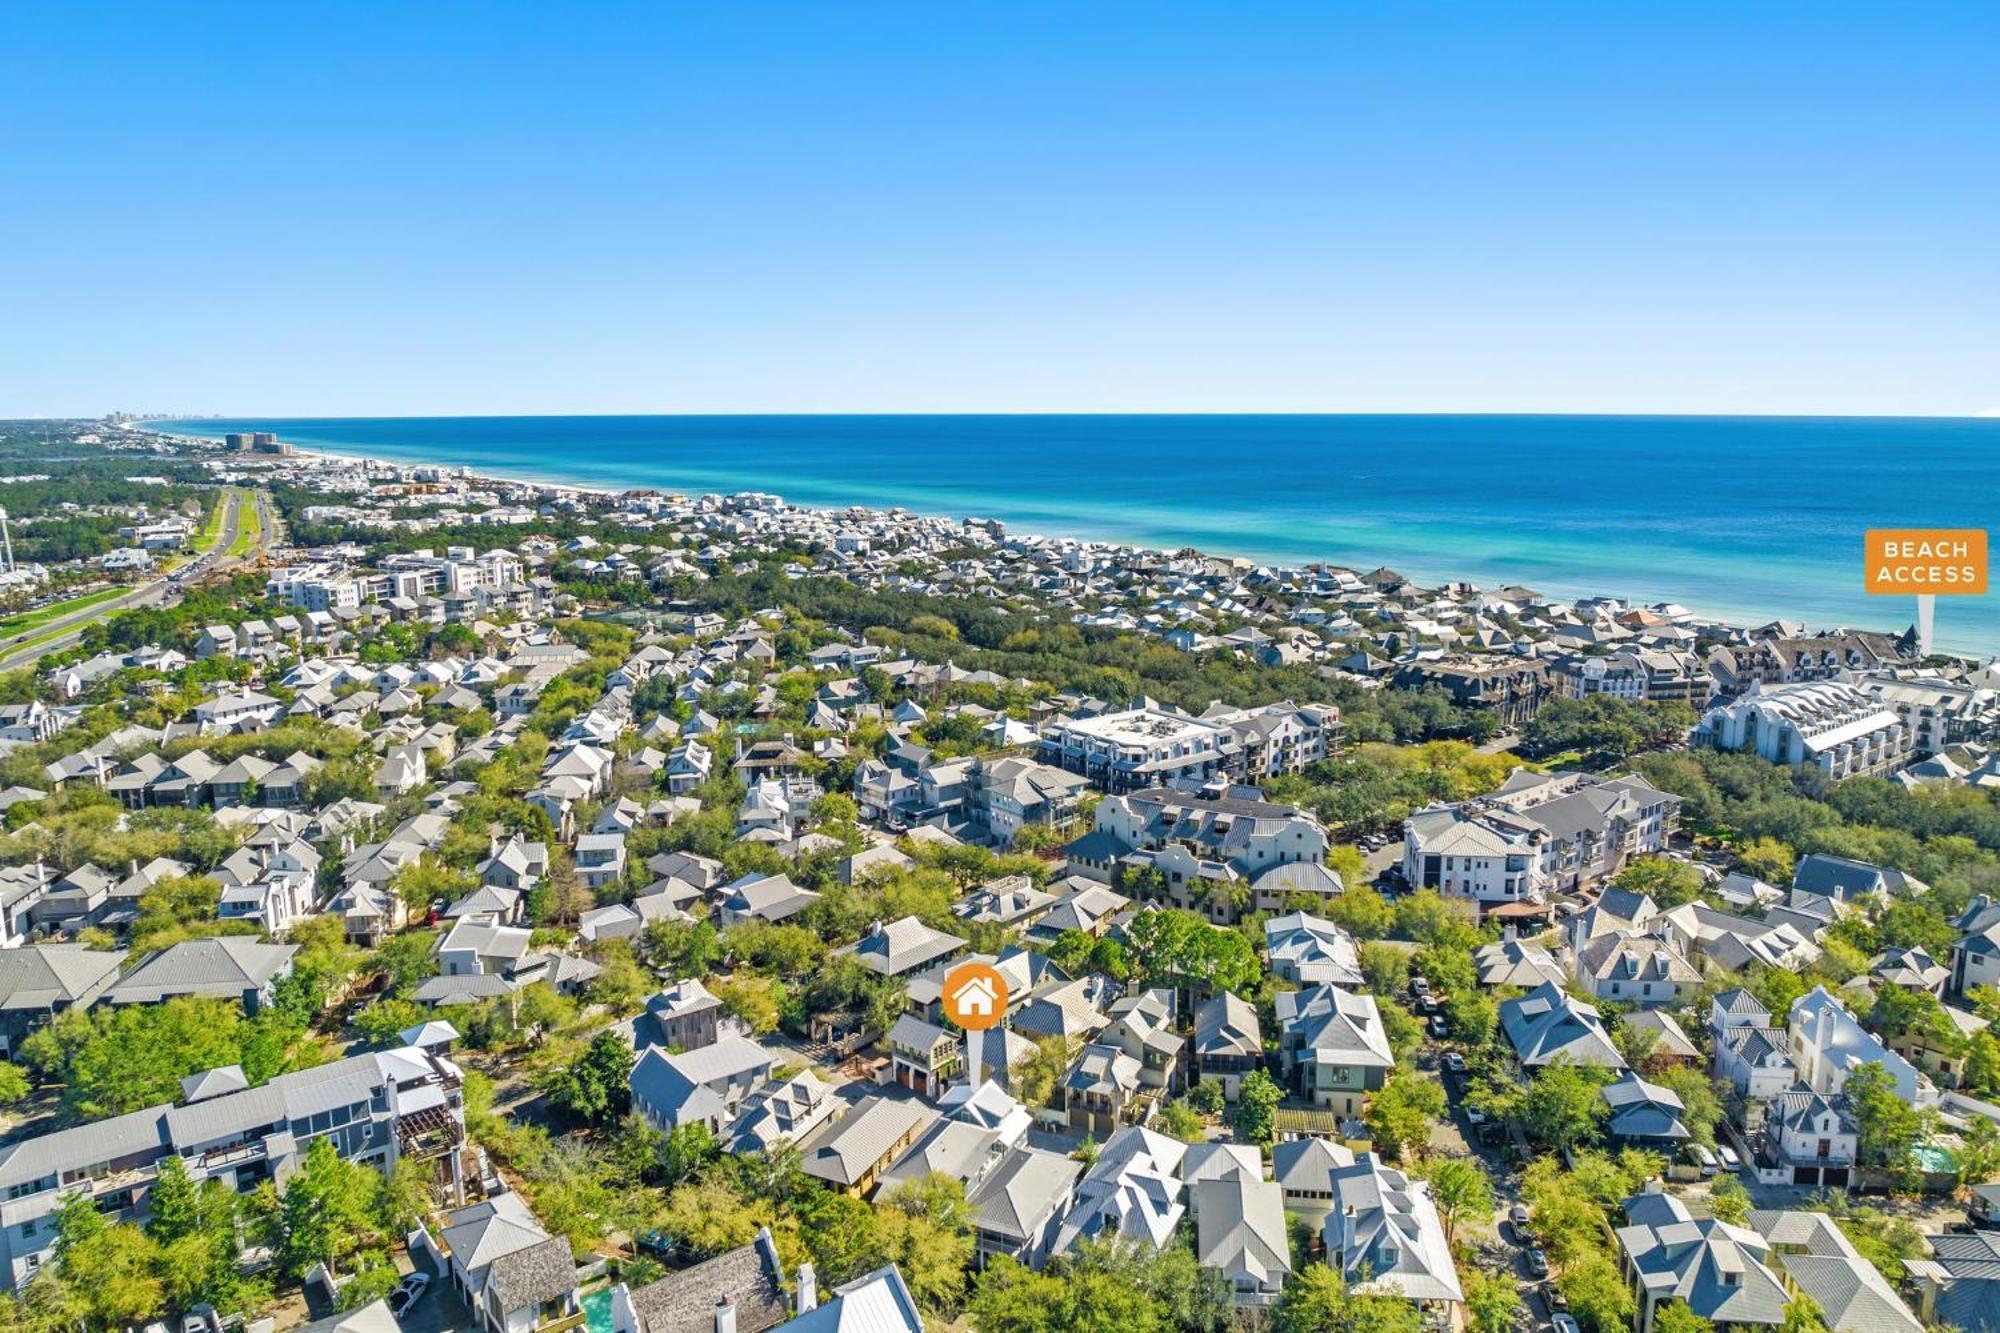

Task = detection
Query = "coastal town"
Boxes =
[0,416,1999,1333]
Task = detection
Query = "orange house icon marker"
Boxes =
[942,961,1009,1031]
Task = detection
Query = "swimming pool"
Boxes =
[581,1287,615,1333]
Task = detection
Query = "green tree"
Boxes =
[1359,941,1409,999]
[1522,1058,1610,1153]
[372,930,441,996]
[1559,1251,1635,1333]
[1231,1069,1281,1147]
[713,974,784,1035]
[875,1175,974,1312]
[1653,1302,1716,1333]
[1010,1035,1076,1109]
[586,942,653,1015]
[1709,1172,1751,1224]
[1780,1293,1833,1333]
[1418,1157,1493,1243]
[548,1030,635,1126]
[352,996,427,1048]
[1274,1263,1421,1333]
[1325,884,1393,939]
[53,1190,107,1264]
[145,1153,202,1245]
[1735,837,1795,886]
[1654,1067,1724,1147]
[966,1256,1071,1333]
[1845,1061,1930,1188]
[1155,1099,1207,1143]
[275,1137,381,1279]
[1612,856,1706,909]
[61,1225,164,1330]
[1366,1075,1446,1160]
[1463,1270,1520,1333]
[659,1121,719,1187]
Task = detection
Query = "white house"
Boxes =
[1788,986,1935,1107]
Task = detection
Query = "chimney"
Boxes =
[713,1296,736,1333]
[795,1262,817,1314]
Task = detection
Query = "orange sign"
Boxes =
[940,961,1009,1031]
[1865,529,1988,596]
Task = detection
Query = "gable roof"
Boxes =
[628,1228,788,1333]
[1499,982,1626,1068]
[105,937,298,1005]
[0,944,126,1010]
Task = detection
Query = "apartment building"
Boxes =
[0,1045,466,1289]
[1696,680,1915,779]
[1402,769,1679,905]
[1391,656,1553,727]
[1036,706,1238,794]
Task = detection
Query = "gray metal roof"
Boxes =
[104,937,298,1005]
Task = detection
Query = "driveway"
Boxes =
[396,1253,478,1333]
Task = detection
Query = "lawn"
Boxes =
[226,496,262,559]
[0,585,127,636]
[191,490,233,555]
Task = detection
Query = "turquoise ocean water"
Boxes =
[148,415,2000,655]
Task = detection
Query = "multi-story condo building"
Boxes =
[1849,671,2000,756]
[267,547,527,612]
[1036,707,1239,794]
[1552,650,1710,706]
[1401,769,1679,906]
[1195,702,1343,778]
[1073,785,1337,922]
[1391,656,1553,727]
[0,1044,466,1290]
[1707,632,1912,697]
[1695,680,1915,779]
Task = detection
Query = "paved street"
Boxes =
[0,488,271,672]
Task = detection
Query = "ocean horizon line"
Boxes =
[140,413,2000,656]
[135,409,2000,424]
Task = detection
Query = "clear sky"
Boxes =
[5,2,1997,417]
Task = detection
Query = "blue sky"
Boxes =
[4,3,1996,416]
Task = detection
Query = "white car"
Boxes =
[389,1273,431,1318]
[1716,1144,1742,1172]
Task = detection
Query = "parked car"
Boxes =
[1685,1143,1718,1177]
[388,1273,430,1318]
[1553,1315,1582,1333]
[1428,1014,1450,1040]
[1410,975,1431,996]
[1509,1202,1531,1231]
[1525,1248,1549,1278]
[1716,1144,1742,1172]
[1442,1051,1467,1074]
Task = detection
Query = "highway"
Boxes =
[0,488,267,674]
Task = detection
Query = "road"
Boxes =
[0,488,265,673]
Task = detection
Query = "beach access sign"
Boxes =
[1865,529,1988,596]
